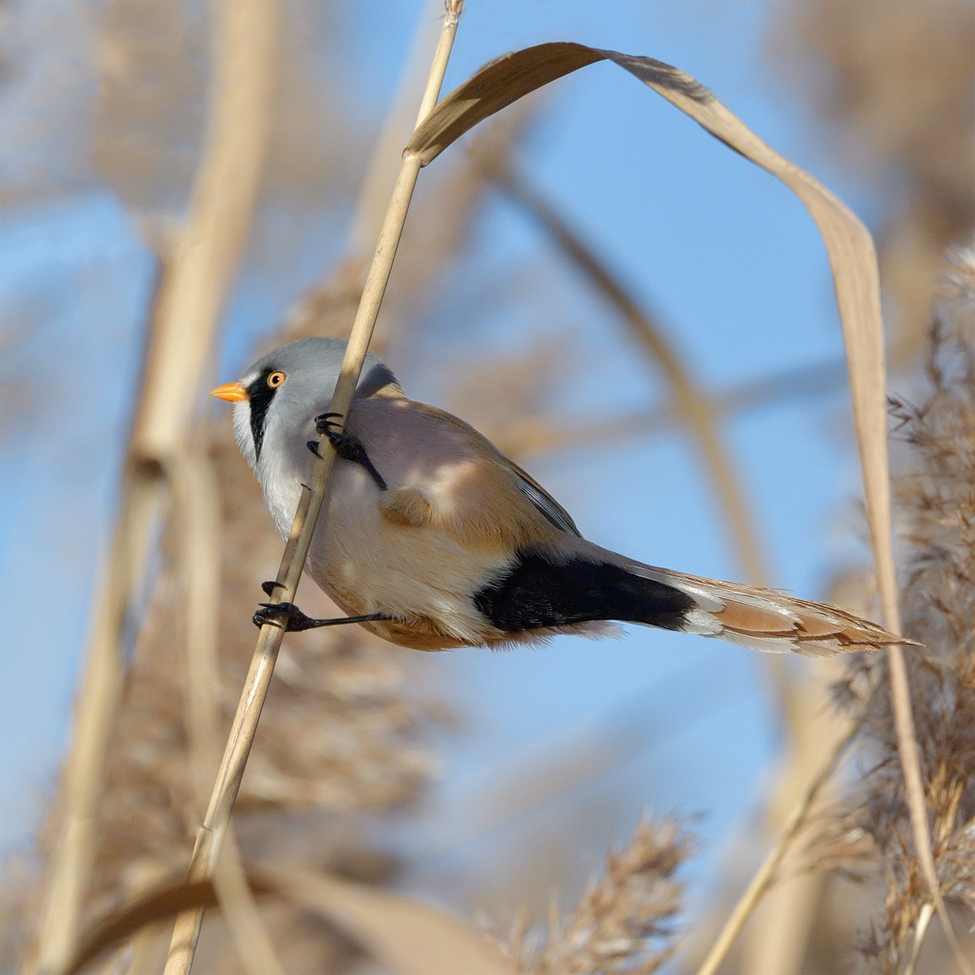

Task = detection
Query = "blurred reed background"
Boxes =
[0,1,972,973]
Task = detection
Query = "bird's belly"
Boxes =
[306,465,510,649]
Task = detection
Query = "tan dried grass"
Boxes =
[494,817,691,975]
[818,249,975,973]
[30,0,279,970]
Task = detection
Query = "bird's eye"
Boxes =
[267,371,286,388]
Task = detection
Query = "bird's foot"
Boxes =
[308,413,387,491]
[253,601,392,632]
[314,411,343,435]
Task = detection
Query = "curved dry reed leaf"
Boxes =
[64,869,511,975]
[407,41,887,599]
[63,880,222,975]
[408,44,888,607]
[408,45,606,162]
[257,866,513,975]
[409,38,962,973]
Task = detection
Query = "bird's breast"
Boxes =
[307,459,513,647]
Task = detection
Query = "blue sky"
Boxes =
[0,0,883,926]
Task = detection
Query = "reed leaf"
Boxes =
[407,40,884,613]
[408,39,956,968]
[65,869,511,975]
[259,865,512,975]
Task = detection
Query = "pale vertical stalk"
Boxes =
[693,726,856,975]
[346,0,446,256]
[32,476,162,975]
[172,450,284,975]
[902,902,934,975]
[32,1,278,971]
[162,5,463,973]
[739,663,847,975]
[131,0,278,462]
[413,0,461,127]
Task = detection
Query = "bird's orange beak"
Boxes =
[209,381,248,402]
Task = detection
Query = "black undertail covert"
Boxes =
[474,549,696,633]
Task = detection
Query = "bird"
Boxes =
[211,337,907,656]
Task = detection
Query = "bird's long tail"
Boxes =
[477,544,911,655]
[626,562,910,656]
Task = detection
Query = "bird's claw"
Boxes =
[309,414,387,491]
[261,580,285,597]
[307,415,342,459]
[315,412,343,434]
[252,601,309,631]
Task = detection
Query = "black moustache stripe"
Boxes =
[247,369,278,461]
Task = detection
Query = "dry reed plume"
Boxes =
[816,248,975,972]
[494,817,690,975]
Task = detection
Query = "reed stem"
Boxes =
[32,0,277,969]
[693,724,856,975]
[161,5,463,973]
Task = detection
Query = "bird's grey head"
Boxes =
[212,337,398,471]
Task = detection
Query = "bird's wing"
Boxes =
[356,398,577,550]
[505,459,582,537]
[403,401,581,537]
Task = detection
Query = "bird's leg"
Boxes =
[307,412,387,491]
[253,601,393,633]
